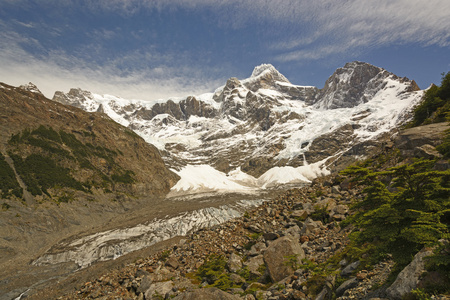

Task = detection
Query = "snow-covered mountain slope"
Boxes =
[52,61,424,189]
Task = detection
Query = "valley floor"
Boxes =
[0,190,279,300]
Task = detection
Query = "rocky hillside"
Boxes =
[35,121,448,300]
[0,82,179,203]
[0,81,179,300]
[52,62,423,183]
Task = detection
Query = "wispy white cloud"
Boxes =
[0,28,225,101]
[268,0,450,62]
[1,0,449,98]
[82,0,450,61]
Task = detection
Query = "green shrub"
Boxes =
[111,170,135,184]
[196,254,227,285]
[411,72,450,127]
[0,152,22,199]
[341,159,450,272]
[436,128,450,159]
[310,205,330,224]
[2,203,11,211]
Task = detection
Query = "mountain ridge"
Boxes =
[51,61,423,192]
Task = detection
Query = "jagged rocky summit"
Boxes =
[52,61,423,191]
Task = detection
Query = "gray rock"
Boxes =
[315,287,329,300]
[172,287,240,299]
[263,236,305,282]
[249,242,267,256]
[144,280,173,299]
[227,253,242,273]
[335,277,358,296]
[284,225,301,240]
[263,232,279,241]
[229,273,245,285]
[165,256,179,269]
[245,255,265,275]
[386,248,434,299]
[291,210,309,219]
[414,144,443,159]
[395,123,449,150]
[333,204,349,215]
[331,185,341,194]
[341,260,360,277]
[301,218,321,235]
[137,276,152,294]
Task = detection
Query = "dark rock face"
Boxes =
[314,62,386,109]
[395,122,449,150]
[314,61,419,109]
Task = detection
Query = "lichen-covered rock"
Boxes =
[263,236,305,282]
[227,253,242,273]
[386,248,434,299]
[144,280,173,299]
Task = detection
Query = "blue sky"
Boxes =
[1,0,449,101]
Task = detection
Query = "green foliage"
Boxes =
[6,126,137,200]
[304,274,327,296]
[283,254,301,270]
[237,265,260,283]
[341,159,450,273]
[310,205,330,224]
[412,72,450,127]
[212,273,234,290]
[31,125,62,143]
[111,170,136,184]
[249,232,262,240]
[159,250,171,262]
[403,288,431,300]
[436,128,450,159]
[0,152,22,199]
[2,203,11,211]
[196,254,227,285]
[10,153,87,196]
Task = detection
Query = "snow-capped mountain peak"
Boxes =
[19,82,43,95]
[314,61,419,110]
[52,62,424,192]
[250,63,290,83]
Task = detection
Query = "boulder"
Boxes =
[396,123,449,149]
[172,287,240,300]
[263,232,279,241]
[341,260,360,277]
[249,242,267,256]
[414,144,443,159]
[165,256,179,269]
[229,273,245,285]
[301,218,321,235]
[245,255,265,275]
[144,280,173,299]
[386,248,434,299]
[335,277,358,296]
[263,236,305,282]
[291,210,309,219]
[284,225,301,240]
[227,253,242,273]
[332,204,349,215]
